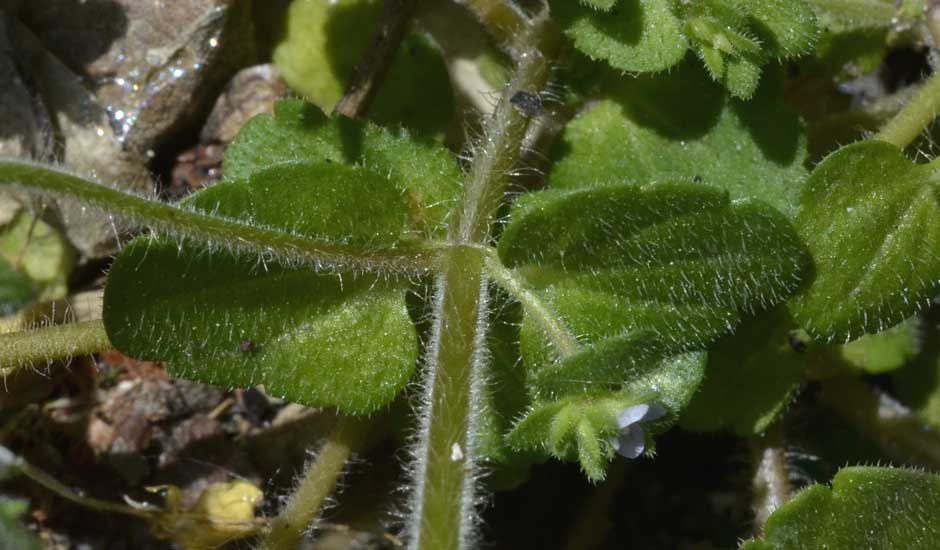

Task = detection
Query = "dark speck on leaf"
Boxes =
[510,91,542,118]
[693,175,703,184]
[239,340,256,354]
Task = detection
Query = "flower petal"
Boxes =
[616,425,646,459]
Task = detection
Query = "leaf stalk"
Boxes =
[0,159,441,275]
[876,70,940,148]
[0,320,111,373]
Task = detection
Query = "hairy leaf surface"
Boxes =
[790,141,940,342]
[224,100,462,236]
[498,183,814,398]
[550,0,688,74]
[552,0,817,97]
[550,62,808,216]
[104,161,419,414]
[743,467,940,549]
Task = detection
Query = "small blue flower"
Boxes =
[610,403,666,459]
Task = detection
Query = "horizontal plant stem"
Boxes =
[876,71,940,148]
[821,376,940,468]
[0,320,111,372]
[0,159,441,274]
[260,417,368,550]
[482,250,579,357]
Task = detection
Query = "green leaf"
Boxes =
[224,100,462,236]
[742,467,940,550]
[196,162,409,246]
[0,256,34,317]
[681,307,807,436]
[550,0,689,74]
[838,318,921,374]
[498,183,814,398]
[0,212,73,302]
[701,46,764,100]
[272,0,454,137]
[507,353,705,481]
[740,0,818,58]
[0,498,40,550]
[550,61,809,216]
[104,161,420,414]
[790,141,940,342]
[553,0,817,97]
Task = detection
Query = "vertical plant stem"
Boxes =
[750,422,790,535]
[408,12,556,550]
[333,0,418,119]
[410,247,487,550]
[876,70,940,148]
[0,320,111,373]
[260,417,368,550]
[459,0,530,52]
[456,17,556,243]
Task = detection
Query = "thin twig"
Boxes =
[333,0,418,119]
[259,417,368,550]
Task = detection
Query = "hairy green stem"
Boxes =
[410,247,487,550]
[260,417,368,550]
[750,422,790,535]
[821,376,940,468]
[455,14,556,244]
[876,70,940,148]
[0,160,440,274]
[0,320,111,372]
[408,12,555,550]
[482,250,579,357]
